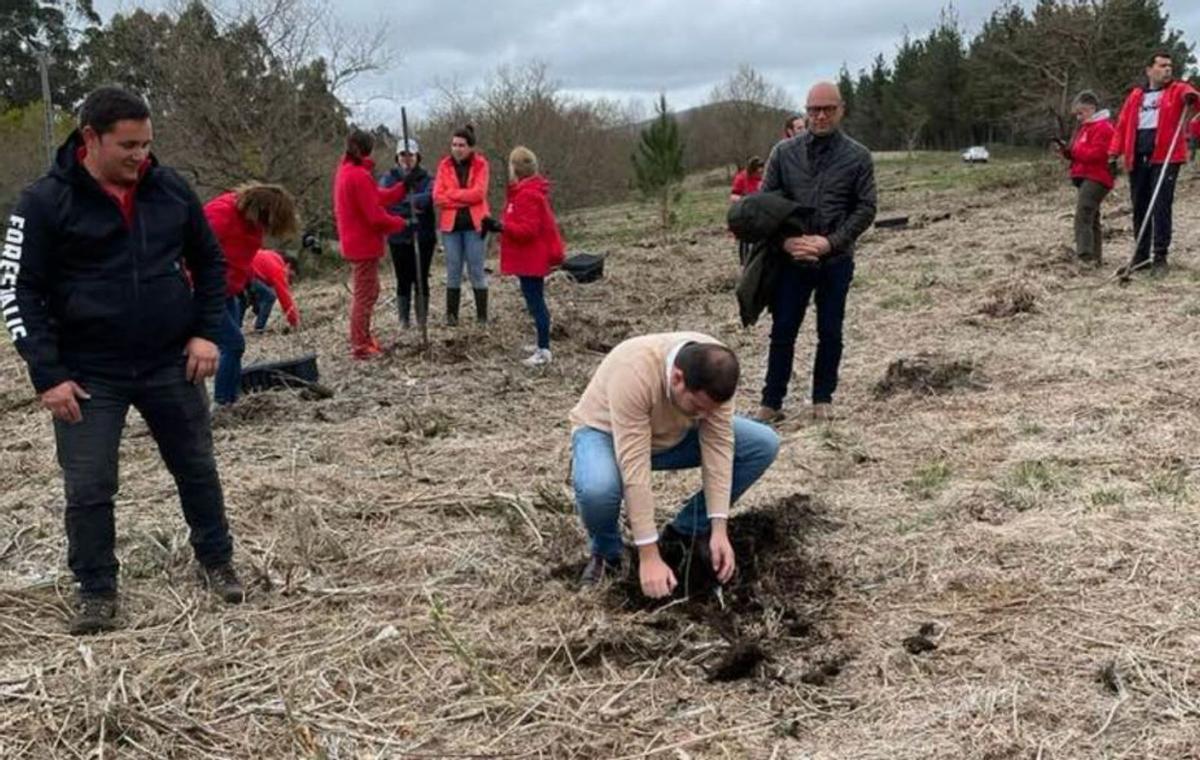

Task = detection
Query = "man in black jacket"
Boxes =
[753,82,876,423]
[3,86,244,634]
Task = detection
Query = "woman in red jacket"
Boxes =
[1055,91,1115,267]
[432,124,491,326]
[333,129,408,359]
[499,146,564,367]
[204,184,298,405]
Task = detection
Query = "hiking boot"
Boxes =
[522,348,552,367]
[70,593,119,636]
[752,406,784,425]
[198,562,246,603]
[811,402,834,422]
[446,288,461,326]
[579,554,622,586]
[473,288,489,325]
[1151,255,1169,278]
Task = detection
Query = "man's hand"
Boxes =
[41,380,90,424]
[638,544,678,599]
[184,337,219,383]
[783,235,832,261]
[709,521,736,584]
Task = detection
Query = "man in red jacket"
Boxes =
[1055,91,1115,267]
[1109,52,1199,275]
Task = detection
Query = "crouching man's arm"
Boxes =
[611,380,677,599]
[700,408,737,584]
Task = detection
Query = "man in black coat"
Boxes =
[753,82,876,423]
[4,86,244,634]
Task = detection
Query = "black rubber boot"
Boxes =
[446,288,461,326]
[397,295,411,328]
[473,288,488,325]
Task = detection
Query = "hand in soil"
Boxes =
[709,531,736,583]
[638,552,678,599]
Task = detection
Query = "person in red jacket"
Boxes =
[1109,52,1200,275]
[204,184,298,405]
[499,146,564,367]
[1054,91,1115,267]
[333,128,408,359]
[432,124,491,326]
[730,157,764,266]
[245,249,300,332]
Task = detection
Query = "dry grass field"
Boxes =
[2,152,1200,758]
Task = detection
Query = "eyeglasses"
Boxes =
[806,105,840,115]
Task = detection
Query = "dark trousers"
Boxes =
[389,237,436,304]
[761,255,855,409]
[519,275,551,350]
[738,240,751,267]
[1129,157,1181,261]
[213,297,244,405]
[1074,180,1109,263]
[55,360,233,595]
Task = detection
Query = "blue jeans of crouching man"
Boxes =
[571,417,780,561]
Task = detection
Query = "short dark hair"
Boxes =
[747,156,764,174]
[345,128,375,163]
[1146,51,1173,67]
[452,123,477,147]
[675,343,740,403]
[79,86,151,135]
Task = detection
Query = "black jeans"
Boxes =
[389,237,436,303]
[761,255,855,409]
[54,359,232,595]
[1129,156,1181,261]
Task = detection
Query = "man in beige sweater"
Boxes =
[569,332,780,599]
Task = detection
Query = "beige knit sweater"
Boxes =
[569,332,735,544]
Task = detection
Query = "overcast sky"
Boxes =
[93,0,1200,126]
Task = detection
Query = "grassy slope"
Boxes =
[2,151,1199,758]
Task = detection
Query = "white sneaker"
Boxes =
[522,348,552,367]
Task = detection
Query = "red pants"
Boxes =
[349,259,381,357]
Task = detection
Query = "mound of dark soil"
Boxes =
[874,352,985,398]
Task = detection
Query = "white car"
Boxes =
[962,146,990,164]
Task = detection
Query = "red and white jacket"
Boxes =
[1068,110,1116,190]
[1109,80,1200,170]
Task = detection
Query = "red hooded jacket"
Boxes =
[1109,79,1200,170]
[1068,110,1116,190]
[333,156,407,261]
[204,191,263,297]
[251,249,299,327]
[432,152,490,233]
[499,174,564,278]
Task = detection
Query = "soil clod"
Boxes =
[874,352,985,398]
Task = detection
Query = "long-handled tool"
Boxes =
[1113,103,1193,284]
[400,106,430,350]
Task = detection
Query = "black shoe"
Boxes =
[579,554,622,586]
[446,288,461,326]
[198,562,246,603]
[1151,255,1169,277]
[70,593,119,636]
[473,288,489,325]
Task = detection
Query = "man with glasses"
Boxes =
[753,82,876,424]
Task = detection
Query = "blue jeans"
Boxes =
[519,276,550,349]
[762,255,854,409]
[442,230,488,289]
[239,279,276,331]
[214,297,244,405]
[571,417,780,561]
[54,359,231,594]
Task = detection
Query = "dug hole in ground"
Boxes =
[1,153,1199,758]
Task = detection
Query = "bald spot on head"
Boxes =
[807,81,842,107]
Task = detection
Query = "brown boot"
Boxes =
[811,402,834,422]
[752,406,784,425]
